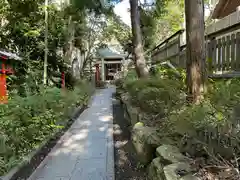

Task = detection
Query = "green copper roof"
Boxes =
[97,47,127,59]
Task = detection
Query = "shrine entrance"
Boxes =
[94,47,128,84]
[105,63,121,81]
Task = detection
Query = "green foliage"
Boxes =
[139,0,185,49]
[140,7,157,50]
[0,0,68,93]
[160,79,240,159]
[125,78,184,114]
[207,79,240,110]
[0,0,110,94]
[122,71,240,160]
[0,82,92,175]
[71,0,113,14]
[125,69,138,82]
[150,65,186,90]
[101,13,131,53]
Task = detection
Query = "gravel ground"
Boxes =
[112,97,147,180]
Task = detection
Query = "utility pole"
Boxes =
[43,0,48,85]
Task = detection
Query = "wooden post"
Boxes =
[217,38,222,72]
[61,72,65,89]
[95,64,100,86]
[222,37,226,71]
[177,34,181,66]
[231,34,236,71]
[212,39,217,73]
[236,32,240,70]
[0,57,7,104]
[226,35,231,70]
[207,40,212,73]
[101,58,105,81]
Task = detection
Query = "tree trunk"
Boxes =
[64,16,75,64]
[185,0,206,104]
[43,0,48,85]
[129,0,149,78]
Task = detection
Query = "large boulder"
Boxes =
[131,123,161,165]
[156,145,189,165]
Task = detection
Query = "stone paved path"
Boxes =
[28,87,115,180]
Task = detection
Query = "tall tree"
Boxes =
[129,0,149,78]
[185,0,206,103]
[43,0,48,85]
[67,0,111,71]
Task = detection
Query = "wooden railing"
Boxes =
[150,8,240,77]
[207,32,240,74]
[150,30,184,67]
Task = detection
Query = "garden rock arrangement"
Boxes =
[148,145,198,180]
[116,70,240,179]
[156,145,189,164]
[119,93,161,158]
[132,122,161,164]
[119,93,199,180]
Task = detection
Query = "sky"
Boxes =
[113,0,211,27]
[53,0,211,27]
[113,0,131,26]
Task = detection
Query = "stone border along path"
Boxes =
[28,87,115,180]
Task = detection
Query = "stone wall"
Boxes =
[119,92,199,180]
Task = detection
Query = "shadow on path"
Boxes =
[112,98,146,180]
[27,88,115,180]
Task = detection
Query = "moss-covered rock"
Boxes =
[148,158,196,180]
[148,157,165,180]
[156,145,189,165]
[120,92,148,126]
[163,162,192,180]
[180,174,200,180]
[120,93,132,124]
[132,123,161,165]
[127,105,140,125]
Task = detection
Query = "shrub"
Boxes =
[125,69,138,81]
[122,70,240,174]
[160,79,240,160]
[0,82,92,175]
[124,76,240,160]
[125,78,185,115]
[153,64,185,78]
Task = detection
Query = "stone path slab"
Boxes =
[28,87,115,180]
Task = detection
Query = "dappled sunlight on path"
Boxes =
[28,87,115,180]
